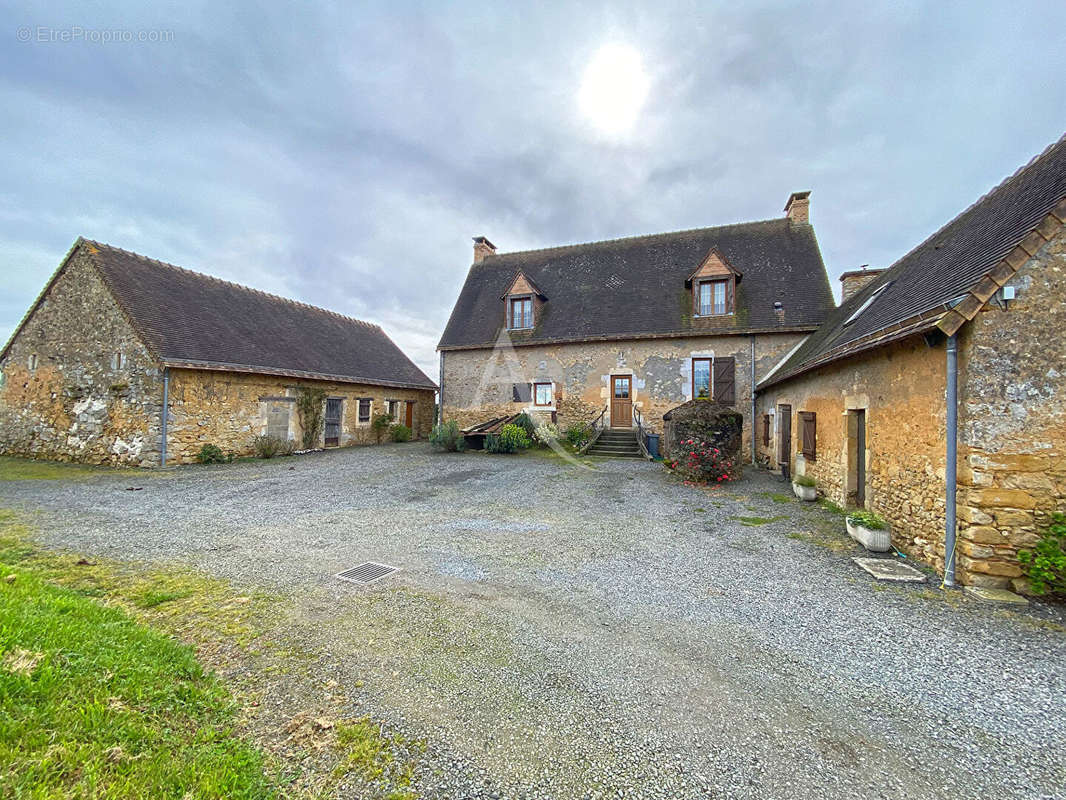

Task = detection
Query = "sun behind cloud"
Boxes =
[578,43,650,137]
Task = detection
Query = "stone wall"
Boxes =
[0,247,164,466]
[755,338,951,572]
[440,332,804,458]
[165,369,435,463]
[956,227,1066,589]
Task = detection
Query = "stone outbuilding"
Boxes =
[756,133,1066,589]
[437,193,835,459]
[0,239,437,466]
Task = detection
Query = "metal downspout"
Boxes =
[160,367,169,467]
[750,335,757,465]
[944,334,958,587]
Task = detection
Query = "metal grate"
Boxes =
[336,561,399,585]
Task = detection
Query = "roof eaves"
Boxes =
[161,359,438,391]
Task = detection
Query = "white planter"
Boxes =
[846,518,892,552]
[792,482,817,501]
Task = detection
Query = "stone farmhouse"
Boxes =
[437,192,835,455]
[0,239,437,466]
[757,134,1066,589]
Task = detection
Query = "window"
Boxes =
[799,411,816,461]
[692,358,712,399]
[27,354,38,372]
[358,398,372,423]
[697,279,729,316]
[533,382,553,406]
[509,296,533,329]
[386,399,399,420]
[691,357,736,404]
[110,352,127,370]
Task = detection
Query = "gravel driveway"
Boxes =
[2,444,1064,799]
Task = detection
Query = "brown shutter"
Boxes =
[712,357,736,404]
[799,411,816,460]
[762,414,771,446]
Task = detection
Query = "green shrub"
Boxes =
[793,474,817,488]
[847,510,887,530]
[253,435,293,459]
[564,424,592,449]
[513,413,536,438]
[295,386,327,449]
[1019,513,1066,595]
[371,413,392,443]
[388,423,412,442]
[486,424,530,454]
[195,444,229,464]
[429,420,465,452]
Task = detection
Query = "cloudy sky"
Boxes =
[2,1,1064,379]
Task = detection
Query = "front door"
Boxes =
[611,376,632,427]
[324,398,342,446]
[777,404,792,476]
[404,402,414,430]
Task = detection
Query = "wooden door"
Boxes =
[855,410,866,507]
[324,398,342,446]
[404,402,413,430]
[777,404,791,466]
[611,376,632,427]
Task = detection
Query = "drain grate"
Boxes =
[336,561,399,585]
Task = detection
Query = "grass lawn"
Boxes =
[0,553,275,798]
[0,455,142,481]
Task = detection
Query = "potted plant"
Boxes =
[792,474,817,501]
[846,510,891,552]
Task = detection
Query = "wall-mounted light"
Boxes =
[996,285,1016,310]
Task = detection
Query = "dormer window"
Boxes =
[509,296,533,329]
[697,279,730,316]
[687,248,739,318]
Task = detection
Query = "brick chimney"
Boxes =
[473,236,497,263]
[784,191,811,225]
[839,265,887,302]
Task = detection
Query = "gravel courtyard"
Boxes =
[2,444,1064,799]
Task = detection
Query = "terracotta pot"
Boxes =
[792,482,817,501]
[846,517,892,552]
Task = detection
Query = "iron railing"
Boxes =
[633,406,651,459]
[579,405,609,454]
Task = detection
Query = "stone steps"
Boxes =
[586,429,644,459]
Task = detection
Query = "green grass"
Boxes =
[734,515,788,527]
[0,566,275,799]
[756,491,794,504]
[818,498,847,515]
[0,456,142,481]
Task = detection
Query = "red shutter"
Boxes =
[712,357,736,405]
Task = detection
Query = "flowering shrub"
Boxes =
[533,422,559,446]
[666,438,737,484]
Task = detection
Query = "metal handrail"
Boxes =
[633,406,651,459]
[579,405,609,455]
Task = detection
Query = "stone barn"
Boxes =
[0,238,437,466]
[756,133,1066,589]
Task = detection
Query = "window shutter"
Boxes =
[512,384,531,403]
[506,299,512,329]
[712,357,736,404]
[762,414,771,446]
[727,278,735,313]
[799,411,816,460]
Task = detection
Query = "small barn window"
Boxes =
[799,411,817,461]
[386,399,400,420]
[27,354,38,372]
[110,352,127,370]
[762,414,771,446]
[358,398,372,423]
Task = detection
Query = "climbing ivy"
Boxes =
[295,386,327,450]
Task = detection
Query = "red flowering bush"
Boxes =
[668,437,737,484]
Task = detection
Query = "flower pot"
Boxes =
[792,482,816,501]
[846,517,892,552]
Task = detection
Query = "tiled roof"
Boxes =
[13,239,437,390]
[761,133,1066,389]
[437,217,833,349]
